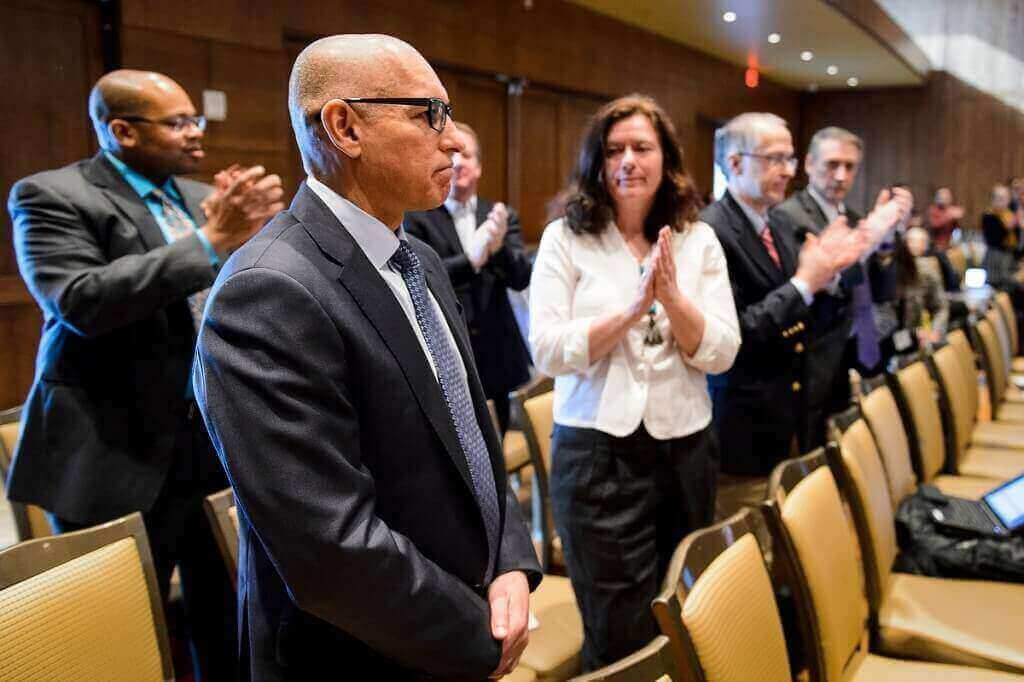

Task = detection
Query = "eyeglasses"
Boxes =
[341,97,453,133]
[738,152,797,170]
[117,115,207,132]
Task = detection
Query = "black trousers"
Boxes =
[51,407,236,682]
[549,423,719,671]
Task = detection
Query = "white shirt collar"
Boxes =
[305,175,406,270]
[730,190,769,235]
[807,184,845,219]
[444,193,477,217]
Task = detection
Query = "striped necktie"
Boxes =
[150,186,209,330]
[389,241,500,581]
[760,225,782,270]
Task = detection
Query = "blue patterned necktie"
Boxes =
[150,186,209,330]
[389,241,500,580]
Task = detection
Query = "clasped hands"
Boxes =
[629,226,682,321]
[467,203,510,269]
[199,164,284,255]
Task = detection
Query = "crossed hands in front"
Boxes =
[467,203,510,269]
[795,186,913,294]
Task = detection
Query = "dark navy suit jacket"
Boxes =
[194,183,540,680]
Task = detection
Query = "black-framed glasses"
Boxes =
[342,97,453,133]
[737,152,797,170]
[117,115,207,132]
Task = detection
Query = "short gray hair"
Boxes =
[807,126,864,159]
[714,112,788,177]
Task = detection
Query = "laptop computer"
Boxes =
[929,473,1024,538]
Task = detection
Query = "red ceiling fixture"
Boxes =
[745,68,759,88]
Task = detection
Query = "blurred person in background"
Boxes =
[530,94,739,670]
[927,186,964,251]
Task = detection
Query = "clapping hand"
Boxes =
[486,203,509,255]
[200,165,284,254]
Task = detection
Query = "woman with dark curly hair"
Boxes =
[528,94,740,669]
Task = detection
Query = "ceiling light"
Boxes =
[800,51,814,62]
[768,33,781,44]
[808,83,819,93]
[722,11,737,23]
[826,65,839,75]
[847,77,859,87]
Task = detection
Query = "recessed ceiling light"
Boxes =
[808,83,819,93]
[826,65,839,75]
[722,11,737,23]
[847,77,859,87]
[768,33,781,44]
[800,51,814,62]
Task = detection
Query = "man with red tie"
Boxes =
[700,113,865,518]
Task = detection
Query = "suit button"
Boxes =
[792,381,802,392]
[795,342,805,353]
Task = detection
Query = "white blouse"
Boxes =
[529,218,740,439]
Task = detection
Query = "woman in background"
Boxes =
[528,94,740,670]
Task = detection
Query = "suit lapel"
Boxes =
[173,178,210,228]
[293,185,478,498]
[797,190,829,232]
[434,206,465,256]
[724,192,785,285]
[82,154,167,252]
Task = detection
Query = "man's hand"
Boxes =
[200,165,284,255]
[488,571,530,679]
[863,187,913,250]
[486,203,509,255]
[794,232,839,293]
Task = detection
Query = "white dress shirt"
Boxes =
[444,194,479,255]
[529,218,741,439]
[306,176,467,384]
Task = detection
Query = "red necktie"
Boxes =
[760,226,782,270]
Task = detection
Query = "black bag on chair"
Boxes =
[894,487,1024,583]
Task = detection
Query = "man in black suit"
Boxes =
[7,69,283,679]
[775,127,912,394]
[194,34,540,680]
[404,122,532,433]
[702,113,866,517]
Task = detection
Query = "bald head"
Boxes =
[89,70,188,148]
[288,34,435,171]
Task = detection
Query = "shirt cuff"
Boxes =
[789,276,814,306]
[195,228,221,269]
[562,318,594,373]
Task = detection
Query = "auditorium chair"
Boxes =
[994,292,1020,364]
[569,636,678,682]
[0,511,174,681]
[511,376,562,574]
[928,341,1024,481]
[652,508,793,681]
[974,310,1024,419]
[0,405,52,542]
[768,444,1024,676]
[203,487,239,590]
[889,357,998,498]
[946,246,968,285]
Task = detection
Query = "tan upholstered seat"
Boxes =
[569,636,676,682]
[513,379,562,574]
[766,448,1024,681]
[519,575,584,681]
[504,666,539,682]
[858,382,918,508]
[204,488,239,588]
[893,360,999,497]
[830,413,1024,674]
[928,343,1024,480]
[0,406,53,542]
[652,508,789,682]
[0,512,173,681]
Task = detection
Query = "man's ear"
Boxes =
[727,152,743,178]
[803,153,814,176]
[108,120,138,149]
[321,99,362,160]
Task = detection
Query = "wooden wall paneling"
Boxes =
[1,0,103,409]
[517,89,562,243]
[120,0,282,51]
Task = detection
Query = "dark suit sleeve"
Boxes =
[496,488,543,589]
[734,277,809,346]
[10,178,215,338]
[194,266,503,678]
[486,207,532,291]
